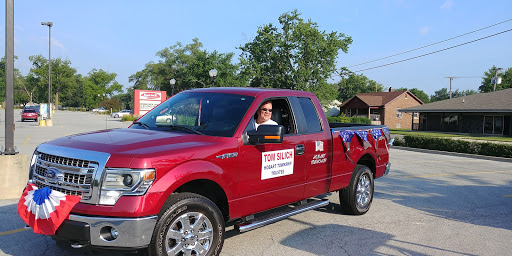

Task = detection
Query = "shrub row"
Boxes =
[122,114,140,122]
[326,116,371,124]
[393,135,512,158]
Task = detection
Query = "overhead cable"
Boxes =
[348,18,512,68]
[352,28,512,73]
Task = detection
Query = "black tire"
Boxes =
[339,164,374,215]
[21,119,24,122]
[148,192,225,256]
[114,114,119,118]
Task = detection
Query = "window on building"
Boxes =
[484,115,504,135]
[413,112,419,119]
[396,108,402,118]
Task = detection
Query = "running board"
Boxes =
[235,199,330,233]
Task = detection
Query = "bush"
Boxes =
[396,135,512,158]
[327,116,371,124]
[122,114,139,122]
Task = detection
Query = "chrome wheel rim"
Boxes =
[165,212,214,256]
[356,174,372,209]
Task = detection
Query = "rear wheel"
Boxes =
[148,193,225,256]
[339,164,374,215]
[114,114,119,118]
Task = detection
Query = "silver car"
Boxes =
[110,109,132,118]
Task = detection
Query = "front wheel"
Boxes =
[339,164,374,215]
[149,192,225,256]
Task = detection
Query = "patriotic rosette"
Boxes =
[18,183,81,235]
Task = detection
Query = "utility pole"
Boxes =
[445,77,455,99]
[493,67,503,92]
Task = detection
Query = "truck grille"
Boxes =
[32,151,98,200]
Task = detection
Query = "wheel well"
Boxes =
[357,154,376,177]
[174,179,229,221]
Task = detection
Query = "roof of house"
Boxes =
[402,88,512,113]
[340,90,423,108]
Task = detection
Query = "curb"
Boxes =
[391,146,512,163]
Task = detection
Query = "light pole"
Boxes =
[41,21,53,123]
[170,78,176,95]
[209,69,217,87]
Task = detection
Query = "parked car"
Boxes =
[92,107,107,113]
[23,105,40,116]
[110,109,132,118]
[21,108,38,122]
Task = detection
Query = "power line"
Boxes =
[352,28,512,73]
[347,18,512,68]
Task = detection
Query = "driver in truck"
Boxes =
[248,100,278,131]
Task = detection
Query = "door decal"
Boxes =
[261,149,294,180]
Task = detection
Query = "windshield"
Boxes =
[132,91,255,137]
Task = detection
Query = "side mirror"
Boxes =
[247,125,284,144]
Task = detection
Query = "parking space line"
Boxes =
[403,170,511,178]
[0,227,28,236]
[504,195,512,197]
[23,134,32,146]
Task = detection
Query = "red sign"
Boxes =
[134,90,167,116]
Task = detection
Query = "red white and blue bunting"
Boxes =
[18,184,81,235]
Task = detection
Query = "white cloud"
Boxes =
[441,0,454,9]
[419,26,432,35]
[52,38,66,51]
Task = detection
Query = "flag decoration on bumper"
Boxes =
[17,183,81,235]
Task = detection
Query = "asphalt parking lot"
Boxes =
[1,109,511,255]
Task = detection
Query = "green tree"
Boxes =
[337,73,383,102]
[1,57,26,105]
[479,66,512,92]
[83,69,123,109]
[430,88,450,102]
[239,10,352,91]
[130,38,243,96]
[395,87,430,103]
[430,88,477,102]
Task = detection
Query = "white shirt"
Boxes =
[248,118,278,131]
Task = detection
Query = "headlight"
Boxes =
[100,168,156,205]
[28,151,39,181]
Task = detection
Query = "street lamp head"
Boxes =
[41,21,53,27]
[209,69,218,78]
[170,78,176,85]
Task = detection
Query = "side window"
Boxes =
[245,98,297,135]
[297,97,322,133]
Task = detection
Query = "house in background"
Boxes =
[339,88,423,129]
[401,88,512,136]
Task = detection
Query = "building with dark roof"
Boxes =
[339,88,424,129]
[401,88,512,136]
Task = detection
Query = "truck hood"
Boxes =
[45,128,216,157]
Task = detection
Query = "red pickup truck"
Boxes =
[27,87,392,255]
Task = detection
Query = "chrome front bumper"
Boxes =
[65,214,158,248]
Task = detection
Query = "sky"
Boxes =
[1,0,511,96]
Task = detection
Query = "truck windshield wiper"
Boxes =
[133,121,150,130]
[161,124,204,135]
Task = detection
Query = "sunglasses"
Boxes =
[260,108,272,112]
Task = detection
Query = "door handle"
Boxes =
[295,144,305,155]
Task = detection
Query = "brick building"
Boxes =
[339,88,423,129]
[401,88,512,136]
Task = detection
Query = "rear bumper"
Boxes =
[53,214,157,249]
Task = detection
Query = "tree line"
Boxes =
[1,10,511,110]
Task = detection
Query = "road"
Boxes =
[1,109,511,255]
